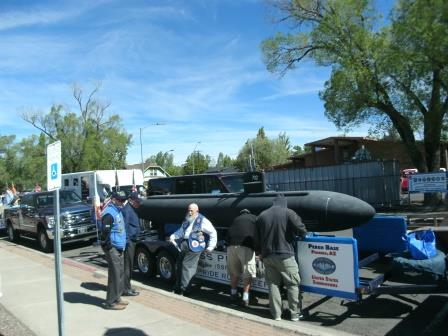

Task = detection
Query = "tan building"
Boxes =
[278,136,448,170]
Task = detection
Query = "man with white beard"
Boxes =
[169,203,217,295]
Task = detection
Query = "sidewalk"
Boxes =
[0,240,354,336]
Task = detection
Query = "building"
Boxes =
[276,136,448,170]
[126,163,170,184]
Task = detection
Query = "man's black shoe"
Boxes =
[230,293,239,305]
[123,290,139,296]
[180,288,192,297]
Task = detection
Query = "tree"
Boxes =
[22,83,131,172]
[235,127,291,170]
[216,152,236,169]
[147,151,175,172]
[183,152,211,175]
[262,0,448,203]
[0,135,17,191]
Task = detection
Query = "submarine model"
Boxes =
[136,173,376,233]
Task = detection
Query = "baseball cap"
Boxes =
[128,191,141,203]
[111,190,127,202]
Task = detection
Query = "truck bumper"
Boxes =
[47,224,97,243]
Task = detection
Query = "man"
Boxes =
[101,191,128,310]
[226,209,257,307]
[169,203,217,295]
[121,191,142,296]
[254,194,307,321]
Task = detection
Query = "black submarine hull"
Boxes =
[136,190,376,232]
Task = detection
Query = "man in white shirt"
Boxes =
[170,203,217,295]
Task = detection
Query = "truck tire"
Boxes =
[7,222,19,242]
[135,246,156,277]
[37,227,53,253]
[157,250,176,283]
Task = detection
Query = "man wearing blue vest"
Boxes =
[170,203,217,295]
[121,191,141,296]
[101,191,128,310]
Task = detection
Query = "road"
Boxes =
[1,234,447,336]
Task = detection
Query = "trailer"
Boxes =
[134,216,448,311]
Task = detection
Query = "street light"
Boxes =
[139,122,165,173]
[192,141,201,174]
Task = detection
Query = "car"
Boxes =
[400,168,418,192]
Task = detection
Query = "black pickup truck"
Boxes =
[4,190,97,252]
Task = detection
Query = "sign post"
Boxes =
[47,140,64,336]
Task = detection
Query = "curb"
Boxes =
[0,240,356,336]
[58,250,356,336]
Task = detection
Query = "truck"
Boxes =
[61,169,145,226]
[4,190,97,252]
[61,169,145,204]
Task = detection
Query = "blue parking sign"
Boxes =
[51,163,58,180]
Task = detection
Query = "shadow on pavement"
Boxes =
[81,282,107,292]
[64,292,104,308]
[304,296,413,327]
[386,295,448,336]
[103,327,149,336]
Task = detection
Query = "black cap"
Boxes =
[111,191,127,202]
[128,191,141,202]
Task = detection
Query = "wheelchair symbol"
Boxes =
[51,163,58,180]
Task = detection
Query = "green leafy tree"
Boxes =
[22,84,131,172]
[235,127,291,170]
[216,152,236,169]
[147,151,174,169]
[262,0,448,202]
[183,152,211,175]
[16,134,47,190]
[0,135,17,191]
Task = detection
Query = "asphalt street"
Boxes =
[1,231,446,336]
[3,195,448,336]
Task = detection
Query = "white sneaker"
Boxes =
[274,317,281,321]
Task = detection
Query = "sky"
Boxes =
[0,0,392,166]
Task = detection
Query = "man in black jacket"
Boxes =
[254,194,307,321]
[226,209,257,307]
[121,191,142,296]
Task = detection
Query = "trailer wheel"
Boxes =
[157,250,176,283]
[37,227,53,253]
[135,246,156,277]
[7,221,20,242]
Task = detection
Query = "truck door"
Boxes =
[20,194,37,234]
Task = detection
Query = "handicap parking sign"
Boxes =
[51,163,58,180]
[47,141,61,190]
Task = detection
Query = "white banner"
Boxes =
[196,251,268,293]
[409,172,446,192]
[297,237,358,300]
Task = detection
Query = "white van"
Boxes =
[61,169,145,218]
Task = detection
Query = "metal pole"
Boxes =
[192,141,200,175]
[54,188,64,336]
[139,127,144,173]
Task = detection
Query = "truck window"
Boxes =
[81,176,90,201]
[204,177,225,194]
[21,194,34,208]
[175,177,202,194]
[220,175,244,193]
[64,179,69,187]
[36,194,53,208]
[73,178,79,186]
[60,191,82,205]
[148,178,173,195]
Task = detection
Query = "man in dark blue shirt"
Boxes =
[121,191,142,296]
